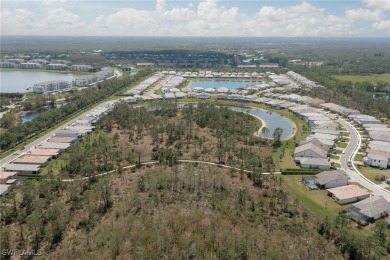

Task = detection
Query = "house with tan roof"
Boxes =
[327,185,370,205]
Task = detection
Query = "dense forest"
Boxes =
[1,164,343,259]
[56,103,276,178]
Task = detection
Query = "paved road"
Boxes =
[337,118,390,200]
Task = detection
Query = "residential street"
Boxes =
[337,118,390,200]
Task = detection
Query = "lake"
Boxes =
[187,80,262,90]
[229,107,294,139]
[0,71,80,93]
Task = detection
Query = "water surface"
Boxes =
[1,71,80,93]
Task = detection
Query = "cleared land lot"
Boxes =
[333,74,390,84]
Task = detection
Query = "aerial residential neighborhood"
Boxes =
[0,0,389,258]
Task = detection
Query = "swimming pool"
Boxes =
[303,180,318,190]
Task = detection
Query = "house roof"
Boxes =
[48,136,78,143]
[366,149,390,159]
[13,155,51,165]
[294,143,327,158]
[315,121,339,129]
[327,185,369,200]
[29,148,60,156]
[314,169,349,185]
[299,157,331,166]
[351,196,390,218]
[3,163,41,172]
[39,142,71,149]
[0,184,10,196]
[299,138,330,151]
[306,98,325,105]
[6,179,18,184]
[0,171,17,180]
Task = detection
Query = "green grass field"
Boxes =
[333,74,390,84]
[282,175,347,219]
[358,166,389,184]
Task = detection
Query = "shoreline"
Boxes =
[234,105,297,140]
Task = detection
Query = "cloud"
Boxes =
[1,7,84,35]
[372,20,390,32]
[345,8,383,21]
[1,0,387,36]
[250,2,351,37]
[363,0,390,10]
[40,8,85,31]
[88,1,355,36]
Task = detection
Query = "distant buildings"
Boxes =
[70,65,93,72]
[31,67,115,93]
[47,63,68,70]
[33,80,72,93]
[19,63,43,69]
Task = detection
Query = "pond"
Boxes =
[21,103,64,123]
[0,70,81,93]
[229,107,294,140]
[187,80,262,90]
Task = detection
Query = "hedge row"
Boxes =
[281,169,322,175]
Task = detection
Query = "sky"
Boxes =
[1,0,390,37]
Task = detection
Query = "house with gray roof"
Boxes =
[299,158,331,170]
[312,169,349,189]
[3,163,41,174]
[346,196,390,223]
[299,138,330,151]
[294,143,328,160]
[39,142,71,150]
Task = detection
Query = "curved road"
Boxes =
[337,118,390,200]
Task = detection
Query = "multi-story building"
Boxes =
[33,80,72,93]
[19,63,43,69]
[70,65,93,72]
[0,62,17,68]
[47,64,68,70]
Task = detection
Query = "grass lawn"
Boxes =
[337,142,348,148]
[332,163,341,168]
[354,154,364,161]
[357,166,389,184]
[282,175,346,220]
[333,74,390,84]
